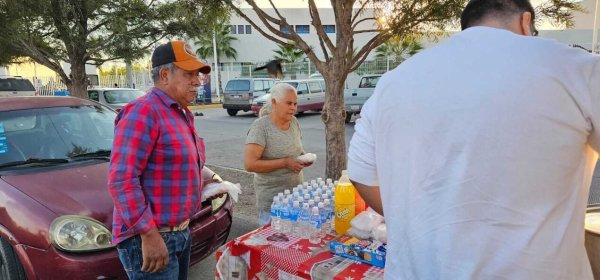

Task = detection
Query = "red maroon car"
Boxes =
[0,96,232,279]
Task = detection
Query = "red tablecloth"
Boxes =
[216,225,384,280]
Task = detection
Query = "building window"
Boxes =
[323,25,336,34]
[245,25,252,34]
[295,25,310,34]
[230,25,236,34]
[238,25,245,34]
[280,26,292,34]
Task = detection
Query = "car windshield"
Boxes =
[0,105,116,167]
[0,79,35,91]
[225,80,251,91]
[103,90,145,104]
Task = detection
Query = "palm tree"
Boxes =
[194,24,238,96]
[375,36,423,71]
[273,41,304,79]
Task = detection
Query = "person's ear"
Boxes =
[271,98,277,106]
[159,67,169,85]
[520,12,533,36]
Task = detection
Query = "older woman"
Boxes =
[244,83,309,225]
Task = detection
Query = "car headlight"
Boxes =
[211,193,228,212]
[49,215,114,252]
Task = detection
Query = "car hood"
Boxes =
[1,162,113,226]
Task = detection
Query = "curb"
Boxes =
[189,104,223,110]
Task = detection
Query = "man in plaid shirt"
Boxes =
[109,40,223,279]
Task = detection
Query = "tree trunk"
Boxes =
[126,60,133,88]
[321,68,349,180]
[68,58,88,98]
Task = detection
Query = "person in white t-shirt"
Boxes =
[348,0,600,279]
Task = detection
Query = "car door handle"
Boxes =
[307,98,310,100]
[352,93,357,96]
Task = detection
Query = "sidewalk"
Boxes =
[189,103,222,110]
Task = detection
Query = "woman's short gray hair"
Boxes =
[151,63,177,83]
[270,83,297,101]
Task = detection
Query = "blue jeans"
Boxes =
[117,229,191,280]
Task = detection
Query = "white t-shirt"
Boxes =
[348,26,600,279]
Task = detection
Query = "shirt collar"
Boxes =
[151,87,193,116]
[151,87,180,108]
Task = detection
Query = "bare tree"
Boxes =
[219,0,579,179]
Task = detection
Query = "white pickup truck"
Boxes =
[343,74,381,123]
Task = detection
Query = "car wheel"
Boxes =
[226,109,238,116]
[345,113,353,123]
[0,237,26,280]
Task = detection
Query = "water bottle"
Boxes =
[304,194,311,202]
[309,206,322,244]
[324,199,334,235]
[280,198,291,234]
[314,196,321,205]
[317,178,323,184]
[303,181,309,188]
[318,202,327,237]
[326,178,333,185]
[298,203,311,239]
[308,199,315,208]
[310,180,317,186]
[284,189,291,196]
[271,196,282,232]
[277,192,284,200]
[290,201,301,236]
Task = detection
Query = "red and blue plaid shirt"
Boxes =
[108,87,205,244]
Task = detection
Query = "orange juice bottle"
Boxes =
[334,170,355,235]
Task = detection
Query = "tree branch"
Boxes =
[308,0,335,56]
[351,0,370,24]
[351,32,391,70]
[353,29,385,34]
[352,17,377,30]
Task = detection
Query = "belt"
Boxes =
[158,219,190,233]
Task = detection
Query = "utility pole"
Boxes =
[212,30,221,102]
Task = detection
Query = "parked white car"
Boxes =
[86,88,145,111]
[343,74,381,123]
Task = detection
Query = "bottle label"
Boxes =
[336,207,351,220]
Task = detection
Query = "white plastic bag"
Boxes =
[201,181,242,202]
[297,153,317,164]
[347,227,372,239]
[371,223,387,243]
[350,207,384,232]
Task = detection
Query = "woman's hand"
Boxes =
[285,157,305,173]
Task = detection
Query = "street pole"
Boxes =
[593,0,600,54]
[212,30,221,102]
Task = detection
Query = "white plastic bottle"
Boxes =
[309,206,322,244]
[324,199,334,234]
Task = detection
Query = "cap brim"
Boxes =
[174,60,211,74]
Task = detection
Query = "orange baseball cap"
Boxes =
[151,40,211,74]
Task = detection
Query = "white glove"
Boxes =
[201,181,242,202]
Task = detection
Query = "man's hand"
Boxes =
[285,157,305,173]
[140,229,169,273]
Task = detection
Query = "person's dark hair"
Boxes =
[461,0,535,30]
